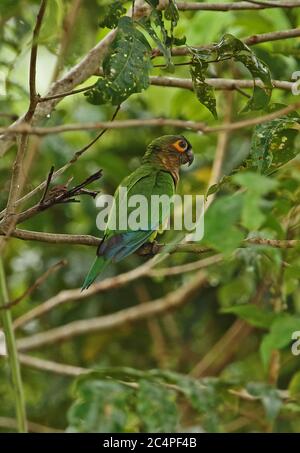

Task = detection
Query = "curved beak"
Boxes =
[182,148,194,167]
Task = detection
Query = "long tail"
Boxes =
[81,256,110,291]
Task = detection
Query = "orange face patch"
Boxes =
[172,139,188,153]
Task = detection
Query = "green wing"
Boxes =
[82,165,174,289]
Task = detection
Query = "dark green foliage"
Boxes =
[191,60,218,119]
[98,1,126,29]
[86,17,152,105]
[190,34,272,117]
[249,111,300,174]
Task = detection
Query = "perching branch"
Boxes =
[1,227,299,250]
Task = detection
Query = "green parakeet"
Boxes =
[82,135,194,290]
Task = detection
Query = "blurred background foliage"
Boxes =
[1,0,300,433]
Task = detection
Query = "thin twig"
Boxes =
[39,166,54,204]
[26,0,48,121]
[1,170,103,226]
[38,84,95,103]
[152,27,300,57]
[0,260,67,311]
[148,254,223,277]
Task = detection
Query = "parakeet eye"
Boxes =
[173,139,188,153]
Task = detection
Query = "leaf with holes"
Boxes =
[190,59,217,119]
[249,111,300,174]
[189,33,272,115]
[136,380,178,432]
[98,1,126,29]
[216,34,272,112]
[86,17,152,105]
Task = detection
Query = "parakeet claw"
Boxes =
[137,240,160,256]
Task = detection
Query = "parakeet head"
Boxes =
[143,135,194,182]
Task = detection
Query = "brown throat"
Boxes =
[157,152,180,186]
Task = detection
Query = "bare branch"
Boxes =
[18,353,89,377]
[149,76,294,92]
[39,166,54,204]
[16,271,207,350]
[175,1,300,11]
[38,84,95,103]
[153,27,300,57]
[148,254,223,277]
[25,0,48,121]
[1,100,300,138]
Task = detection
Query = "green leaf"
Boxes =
[38,0,63,45]
[190,60,217,119]
[222,304,277,329]
[246,382,283,422]
[203,194,245,254]
[164,0,179,27]
[232,171,278,195]
[189,33,272,115]
[138,15,172,68]
[98,1,126,29]
[288,371,300,398]
[249,112,300,174]
[67,378,133,432]
[205,175,233,198]
[260,315,300,369]
[86,17,152,105]
[216,34,272,112]
[232,172,278,230]
[136,380,178,432]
